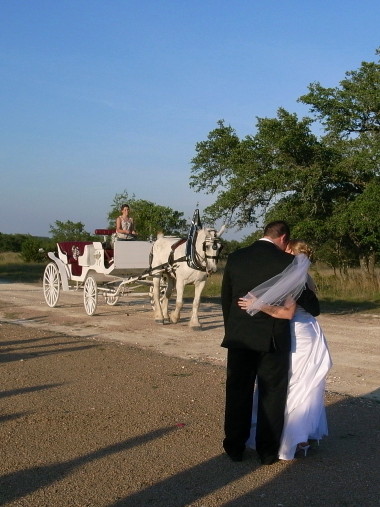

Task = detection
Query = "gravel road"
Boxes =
[0,282,379,506]
[1,282,379,401]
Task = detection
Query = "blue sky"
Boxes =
[1,0,379,240]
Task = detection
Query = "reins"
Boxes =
[148,232,223,276]
[148,209,223,276]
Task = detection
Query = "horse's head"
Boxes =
[197,227,225,274]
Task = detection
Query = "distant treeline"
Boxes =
[0,233,56,262]
[0,232,51,253]
[0,231,245,263]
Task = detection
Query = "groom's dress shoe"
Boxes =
[226,451,243,462]
[223,442,244,462]
[260,455,278,466]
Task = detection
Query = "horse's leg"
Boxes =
[152,274,165,324]
[170,278,184,324]
[189,279,206,329]
[161,275,173,323]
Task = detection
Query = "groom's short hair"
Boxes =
[263,221,290,242]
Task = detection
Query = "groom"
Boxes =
[221,220,319,465]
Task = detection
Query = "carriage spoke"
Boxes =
[43,262,61,307]
[84,276,98,315]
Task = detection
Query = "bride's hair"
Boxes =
[288,239,313,259]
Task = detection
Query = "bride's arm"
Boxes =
[238,295,296,320]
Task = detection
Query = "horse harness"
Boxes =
[185,230,223,272]
[148,231,223,276]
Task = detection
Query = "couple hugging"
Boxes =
[221,220,332,465]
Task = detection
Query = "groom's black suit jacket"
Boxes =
[221,239,320,352]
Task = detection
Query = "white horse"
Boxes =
[150,226,225,329]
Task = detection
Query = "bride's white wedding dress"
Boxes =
[246,305,332,460]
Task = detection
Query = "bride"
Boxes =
[238,239,332,460]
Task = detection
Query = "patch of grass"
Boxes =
[204,272,224,297]
[0,252,48,283]
[0,259,46,283]
[0,252,22,264]
[320,298,380,315]
[181,271,223,298]
[312,265,380,314]
[200,266,380,315]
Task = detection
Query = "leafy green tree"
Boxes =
[299,50,380,137]
[219,239,242,259]
[190,49,380,269]
[299,49,380,270]
[331,181,380,274]
[107,190,188,240]
[190,111,341,228]
[49,220,94,242]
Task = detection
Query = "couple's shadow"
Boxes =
[1,394,378,507]
[110,392,379,506]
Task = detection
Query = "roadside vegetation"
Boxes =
[0,253,46,283]
[1,252,379,315]
[206,263,380,315]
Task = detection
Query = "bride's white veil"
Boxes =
[244,254,310,316]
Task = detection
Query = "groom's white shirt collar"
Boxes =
[259,238,274,243]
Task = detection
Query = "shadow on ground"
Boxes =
[1,389,378,505]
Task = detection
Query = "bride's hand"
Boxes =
[238,295,256,310]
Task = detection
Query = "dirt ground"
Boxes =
[0,282,379,506]
[0,282,379,402]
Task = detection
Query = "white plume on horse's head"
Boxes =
[216,224,227,237]
[201,224,227,238]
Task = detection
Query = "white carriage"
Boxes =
[43,229,158,315]
[43,210,225,326]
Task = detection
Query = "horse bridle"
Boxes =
[201,232,224,272]
[162,230,224,274]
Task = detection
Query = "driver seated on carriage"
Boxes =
[115,203,137,241]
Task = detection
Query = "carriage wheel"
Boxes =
[105,294,120,306]
[84,276,98,315]
[150,273,169,309]
[43,262,61,307]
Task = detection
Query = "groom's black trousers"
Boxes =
[223,347,289,459]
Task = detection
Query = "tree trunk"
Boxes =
[359,251,376,277]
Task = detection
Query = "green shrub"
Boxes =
[21,237,45,263]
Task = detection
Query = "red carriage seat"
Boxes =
[57,242,92,276]
[95,229,116,240]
